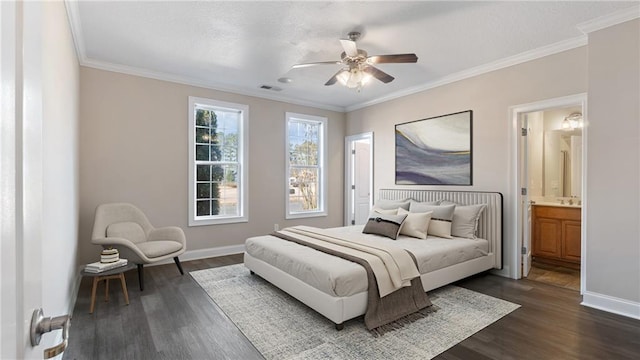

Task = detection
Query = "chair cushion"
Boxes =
[137,241,183,258]
[107,222,147,244]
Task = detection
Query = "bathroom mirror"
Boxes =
[543,128,582,198]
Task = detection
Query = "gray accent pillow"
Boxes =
[440,201,487,239]
[362,212,408,240]
[373,198,411,211]
[409,203,455,239]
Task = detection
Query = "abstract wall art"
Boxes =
[395,110,472,185]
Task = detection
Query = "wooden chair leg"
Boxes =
[137,264,144,291]
[90,277,99,314]
[119,273,130,305]
[173,257,184,275]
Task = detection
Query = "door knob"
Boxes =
[30,308,71,358]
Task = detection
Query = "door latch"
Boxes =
[30,308,71,358]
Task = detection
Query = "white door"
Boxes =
[344,133,373,226]
[521,113,532,277]
[1,2,47,358]
[354,140,371,225]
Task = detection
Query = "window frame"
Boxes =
[188,96,249,226]
[285,112,328,219]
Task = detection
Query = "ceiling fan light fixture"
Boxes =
[337,68,372,91]
[292,31,416,90]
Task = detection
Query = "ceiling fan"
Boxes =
[292,31,418,91]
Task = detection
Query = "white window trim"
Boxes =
[188,96,249,226]
[285,112,328,219]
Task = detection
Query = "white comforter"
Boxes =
[281,226,420,297]
[244,225,488,297]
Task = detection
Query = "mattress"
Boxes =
[244,225,488,297]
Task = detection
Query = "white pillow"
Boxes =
[440,201,487,239]
[397,208,432,239]
[409,203,455,239]
[373,198,411,211]
[409,200,440,210]
[372,207,398,215]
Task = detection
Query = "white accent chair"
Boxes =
[91,203,186,291]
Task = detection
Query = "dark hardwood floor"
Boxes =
[64,255,640,360]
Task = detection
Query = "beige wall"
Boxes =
[346,47,588,277]
[585,19,640,304]
[346,19,640,314]
[78,68,346,264]
[42,0,80,325]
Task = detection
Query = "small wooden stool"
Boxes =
[82,263,136,314]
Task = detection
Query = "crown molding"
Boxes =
[64,0,86,63]
[577,4,640,34]
[345,36,588,112]
[64,1,344,113]
[81,58,346,113]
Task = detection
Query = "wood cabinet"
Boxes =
[532,205,581,267]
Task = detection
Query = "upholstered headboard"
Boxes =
[378,189,503,269]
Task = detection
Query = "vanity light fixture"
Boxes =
[562,112,583,130]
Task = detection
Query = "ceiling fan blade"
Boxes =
[339,39,359,57]
[292,61,342,69]
[363,65,395,84]
[325,69,347,86]
[367,53,418,64]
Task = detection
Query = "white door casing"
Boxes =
[509,93,587,295]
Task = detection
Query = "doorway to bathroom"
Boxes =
[511,94,586,293]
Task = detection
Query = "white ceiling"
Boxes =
[67,1,639,112]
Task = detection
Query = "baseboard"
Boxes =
[581,291,640,320]
[490,266,512,279]
[148,244,246,267]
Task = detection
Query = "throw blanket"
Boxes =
[285,226,419,297]
[273,226,432,331]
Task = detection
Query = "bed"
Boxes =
[244,189,503,329]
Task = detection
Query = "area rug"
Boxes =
[191,264,520,360]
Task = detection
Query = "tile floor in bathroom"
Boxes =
[527,261,581,291]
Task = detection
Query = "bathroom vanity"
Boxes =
[531,203,581,269]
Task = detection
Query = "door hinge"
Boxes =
[522,246,527,255]
[351,149,356,154]
[521,128,528,136]
[351,219,355,225]
[351,185,355,190]
[521,188,527,195]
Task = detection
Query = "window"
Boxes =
[189,97,248,226]
[286,112,327,218]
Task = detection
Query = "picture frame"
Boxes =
[395,110,472,185]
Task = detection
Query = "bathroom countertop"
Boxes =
[532,201,581,208]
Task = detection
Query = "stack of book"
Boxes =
[84,258,128,273]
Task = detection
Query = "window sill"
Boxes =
[189,216,248,227]
[285,211,327,220]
